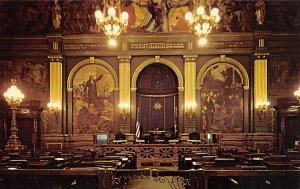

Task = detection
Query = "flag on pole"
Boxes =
[174,122,177,137]
[135,119,141,139]
[135,107,141,139]
[173,107,178,138]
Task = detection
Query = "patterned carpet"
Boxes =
[122,166,181,189]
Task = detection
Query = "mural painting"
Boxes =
[1,1,300,36]
[269,56,300,97]
[0,58,49,106]
[72,64,114,134]
[200,63,243,133]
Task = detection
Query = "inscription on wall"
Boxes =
[129,42,185,50]
[63,43,118,50]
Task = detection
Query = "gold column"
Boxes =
[254,57,268,107]
[118,56,131,133]
[48,56,63,132]
[183,55,198,133]
[254,53,269,132]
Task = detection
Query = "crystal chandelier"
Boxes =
[95,0,129,46]
[185,0,220,45]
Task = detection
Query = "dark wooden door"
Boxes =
[137,95,178,132]
[0,100,42,149]
[136,63,179,134]
[284,116,300,150]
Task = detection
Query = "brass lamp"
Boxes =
[256,100,270,119]
[185,102,197,121]
[3,79,25,151]
[119,103,130,122]
[47,102,60,122]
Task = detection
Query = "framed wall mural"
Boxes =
[72,64,114,134]
[269,56,300,97]
[200,63,244,133]
[0,58,49,106]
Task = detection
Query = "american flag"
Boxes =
[135,120,141,139]
[136,107,141,139]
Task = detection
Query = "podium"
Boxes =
[149,130,166,143]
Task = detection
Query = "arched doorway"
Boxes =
[136,63,179,135]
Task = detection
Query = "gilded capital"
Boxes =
[67,88,73,93]
[118,56,131,64]
[48,55,63,62]
[253,53,270,60]
[243,86,250,90]
[183,55,198,63]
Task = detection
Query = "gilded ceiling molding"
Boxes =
[196,55,250,90]
[67,58,119,90]
[131,57,183,89]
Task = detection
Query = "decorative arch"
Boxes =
[67,58,118,134]
[67,58,119,90]
[197,56,249,89]
[131,57,183,90]
[196,56,249,133]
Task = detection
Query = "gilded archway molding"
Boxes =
[131,57,184,90]
[196,56,250,89]
[67,58,119,90]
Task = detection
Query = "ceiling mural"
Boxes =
[0,0,300,36]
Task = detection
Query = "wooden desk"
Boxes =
[265,160,293,169]
[113,140,127,144]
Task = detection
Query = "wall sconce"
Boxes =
[294,87,300,103]
[47,102,60,121]
[119,103,130,122]
[185,102,197,121]
[256,100,270,119]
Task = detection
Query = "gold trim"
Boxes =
[48,55,63,62]
[90,56,95,63]
[178,87,184,92]
[122,42,128,51]
[131,57,183,89]
[117,56,131,63]
[254,53,270,59]
[155,56,160,63]
[67,58,119,89]
[183,55,198,62]
[243,86,250,90]
[197,56,250,88]
[137,93,178,98]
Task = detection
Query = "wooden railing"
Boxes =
[95,143,216,167]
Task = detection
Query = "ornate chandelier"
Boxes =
[3,79,25,151]
[95,0,129,46]
[185,0,220,45]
